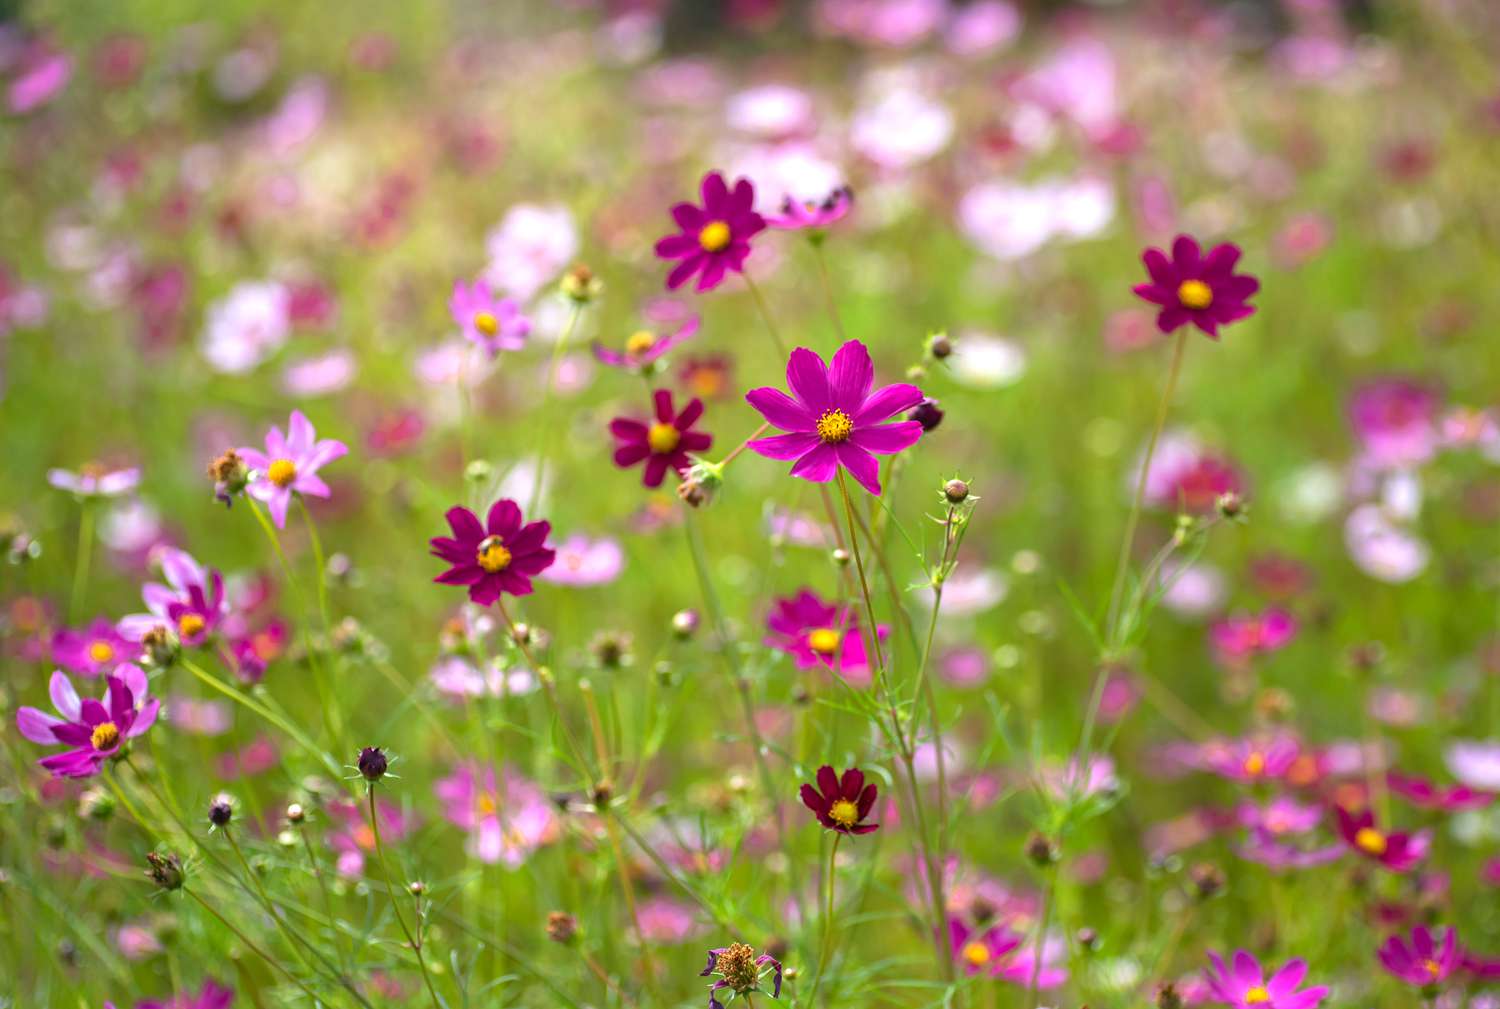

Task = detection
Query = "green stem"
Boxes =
[811,240,847,346]
[297,496,332,630]
[184,887,329,1005]
[69,501,94,622]
[807,833,842,1004]
[367,784,443,1009]
[742,272,788,357]
[299,819,353,976]
[530,303,584,516]
[180,657,341,778]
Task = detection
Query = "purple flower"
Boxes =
[1234,827,1345,872]
[1335,806,1430,873]
[450,278,531,357]
[138,978,234,1009]
[800,764,880,835]
[654,172,765,292]
[764,186,854,232]
[947,917,1022,976]
[701,943,782,1009]
[1205,736,1300,784]
[1348,378,1439,470]
[239,410,347,529]
[1133,234,1259,338]
[593,309,700,370]
[119,547,227,648]
[1204,950,1328,1009]
[745,340,924,496]
[47,464,140,499]
[764,588,887,687]
[430,499,556,605]
[1386,771,1495,812]
[539,534,625,587]
[434,762,560,867]
[51,619,142,676]
[610,389,714,488]
[1377,926,1459,987]
[16,667,159,779]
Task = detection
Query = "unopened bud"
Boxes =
[943,479,969,504]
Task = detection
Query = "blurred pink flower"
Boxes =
[540,534,624,587]
[434,763,559,867]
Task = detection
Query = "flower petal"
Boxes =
[828,340,875,411]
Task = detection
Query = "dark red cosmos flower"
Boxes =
[1335,806,1430,873]
[654,171,765,292]
[610,389,713,488]
[800,764,879,835]
[1133,234,1259,338]
[430,499,556,605]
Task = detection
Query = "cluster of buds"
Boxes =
[560,262,603,304]
[701,942,783,1009]
[208,449,249,508]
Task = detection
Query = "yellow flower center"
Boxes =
[91,721,121,750]
[625,330,657,356]
[1354,827,1387,855]
[962,941,991,967]
[1423,959,1442,977]
[1243,751,1266,776]
[1244,986,1270,1004]
[267,458,298,488]
[178,613,206,638]
[1177,279,1214,310]
[473,311,499,336]
[476,793,499,816]
[828,798,859,828]
[698,220,731,253]
[88,640,116,664]
[476,535,512,573]
[816,409,854,444]
[648,422,681,454]
[807,628,842,655]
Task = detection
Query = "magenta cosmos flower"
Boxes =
[1378,926,1459,987]
[1134,235,1259,338]
[654,171,765,292]
[434,762,560,867]
[765,588,888,687]
[1205,737,1299,783]
[1386,771,1495,812]
[16,667,159,778]
[1205,950,1328,1009]
[800,764,879,835]
[430,499,555,605]
[765,186,854,232]
[1335,806,1430,872]
[1209,609,1297,666]
[947,917,1022,976]
[609,389,712,488]
[746,340,924,496]
[593,304,700,370]
[138,978,234,1009]
[52,618,142,676]
[450,278,531,357]
[239,409,348,528]
[118,547,227,649]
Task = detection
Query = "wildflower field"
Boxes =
[4,1,1500,1007]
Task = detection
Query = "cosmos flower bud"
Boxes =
[140,625,180,670]
[926,331,953,360]
[1076,927,1100,952]
[677,478,709,508]
[1157,982,1183,1009]
[1189,861,1226,899]
[592,779,614,806]
[408,880,427,896]
[145,851,186,891]
[546,911,578,944]
[510,622,533,646]
[208,794,234,828]
[464,459,494,485]
[909,399,944,432]
[591,632,631,669]
[560,262,602,304]
[1215,491,1247,521]
[358,746,389,782]
[1025,832,1059,866]
[671,608,700,640]
[207,449,249,507]
[1348,642,1385,674]
[831,548,851,567]
[943,479,969,504]
[78,787,115,821]
[286,802,306,824]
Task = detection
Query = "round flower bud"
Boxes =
[909,399,944,432]
[357,746,389,782]
[671,608,700,640]
[408,880,427,896]
[145,851,186,891]
[943,479,969,504]
[546,911,578,944]
[208,794,234,828]
[286,802,306,824]
[1025,832,1059,867]
[831,548,851,567]
[927,332,953,359]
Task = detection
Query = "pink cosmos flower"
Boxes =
[997,935,1068,989]
[1133,235,1259,338]
[16,668,159,779]
[654,171,765,292]
[119,547,227,648]
[592,308,700,370]
[1335,806,1430,872]
[138,978,234,1009]
[1445,740,1500,792]
[1235,827,1344,871]
[610,389,713,488]
[1348,379,1439,469]
[1204,950,1328,1009]
[765,588,888,687]
[764,186,854,232]
[8,46,71,114]
[428,655,536,702]
[1387,771,1494,812]
[1377,925,1459,986]
[1205,737,1300,783]
[430,500,556,605]
[51,619,142,676]
[745,340,924,496]
[947,917,1022,976]
[1209,609,1298,666]
[434,762,559,867]
[539,534,624,587]
[637,896,702,943]
[1137,431,1245,513]
[326,797,412,877]
[450,279,531,357]
[239,410,347,529]
[1237,797,1323,835]
[46,464,139,499]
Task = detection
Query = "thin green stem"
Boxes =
[69,502,94,622]
[299,821,352,975]
[807,833,843,1004]
[180,657,341,778]
[298,496,332,630]
[742,272,788,357]
[811,240,846,346]
[367,784,443,1009]
[184,887,328,1004]
[530,303,584,515]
